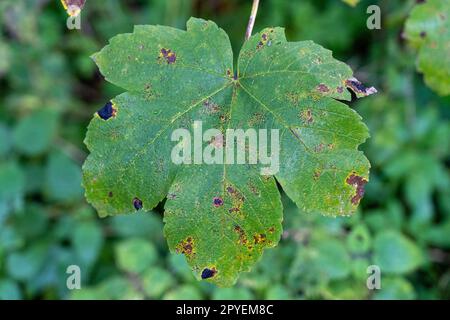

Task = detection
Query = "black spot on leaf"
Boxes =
[133,197,143,210]
[213,197,223,207]
[345,78,377,96]
[201,268,217,279]
[97,101,116,120]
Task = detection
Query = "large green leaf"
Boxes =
[404,0,450,96]
[83,18,374,286]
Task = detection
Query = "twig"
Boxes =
[245,0,260,41]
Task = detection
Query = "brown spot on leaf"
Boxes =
[314,143,325,153]
[176,237,195,257]
[256,33,271,49]
[168,193,177,200]
[317,84,330,93]
[248,183,260,196]
[219,114,229,123]
[203,100,220,114]
[210,134,224,148]
[313,169,321,180]
[254,233,266,245]
[248,112,265,126]
[229,207,240,214]
[286,91,300,104]
[300,109,314,124]
[159,48,176,64]
[226,186,235,194]
[346,173,368,205]
[234,225,247,245]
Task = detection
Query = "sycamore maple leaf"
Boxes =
[82,18,376,286]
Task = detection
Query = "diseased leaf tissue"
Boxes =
[60,0,86,16]
[82,18,375,286]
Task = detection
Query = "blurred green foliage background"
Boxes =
[0,0,449,300]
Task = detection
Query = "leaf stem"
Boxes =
[245,0,260,41]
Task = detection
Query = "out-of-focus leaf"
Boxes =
[404,0,450,96]
[265,284,292,300]
[110,212,163,240]
[13,108,58,156]
[0,123,12,157]
[115,238,157,274]
[0,225,23,252]
[15,205,49,239]
[70,287,109,300]
[0,279,22,299]
[0,37,11,75]
[212,287,253,300]
[346,224,371,254]
[72,221,103,268]
[314,240,351,280]
[323,279,368,299]
[373,277,416,300]
[163,284,202,300]
[423,221,450,248]
[0,161,25,219]
[167,253,194,283]
[45,151,83,203]
[6,244,47,281]
[23,163,44,194]
[351,258,371,281]
[97,276,142,300]
[373,231,423,274]
[141,267,176,298]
